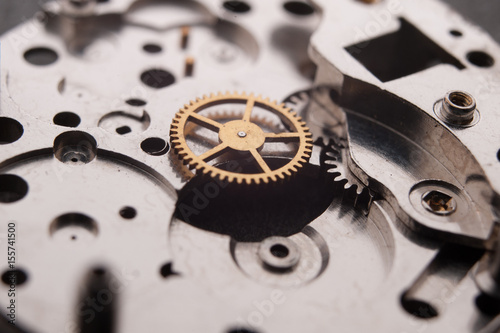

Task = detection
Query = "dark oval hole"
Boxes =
[143,43,163,54]
[126,99,147,107]
[119,206,137,219]
[223,1,251,13]
[1,269,28,286]
[467,51,495,68]
[141,137,169,156]
[283,1,315,16]
[270,244,289,258]
[140,69,175,89]
[53,112,81,128]
[0,117,23,144]
[0,174,29,203]
[24,47,59,66]
[401,293,439,319]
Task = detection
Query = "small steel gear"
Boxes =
[320,138,374,212]
[170,92,314,184]
[283,89,311,116]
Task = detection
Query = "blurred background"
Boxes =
[0,0,499,41]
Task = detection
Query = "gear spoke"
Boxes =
[186,132,219,148]
[198,143,229,162]
[242,97,255,122]
[250,148,272,173]
[265,132,301,143]
[189,113,222,132]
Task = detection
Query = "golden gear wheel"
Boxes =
[170,92,314,185]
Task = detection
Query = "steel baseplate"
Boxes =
[0,0,500,332]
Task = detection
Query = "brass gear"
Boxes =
[170,92,313,184]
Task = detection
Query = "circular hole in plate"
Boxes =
[126,99,147,107]
[0,174,29,203]
[0,117,23,144]
[401,293,439,319]
[49,212,98,237]
[119,206,137,219]
[467,51,495,68]
[141,137,169,156]
[270,244,289,258]
[140,69,175,89]
[116,126,132,135]
[24,47,59,66]
[283,1,315,16]
[1,269,28,286]
[143,43,163,54]
[227,328,259,333]
[223,1,251,13]
[53,131,97,164]
[53,112,81,128]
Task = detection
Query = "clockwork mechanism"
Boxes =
[1,0,500,333]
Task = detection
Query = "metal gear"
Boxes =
[320,138,374,212]
[283,89,311,116]
[170,92,314,185]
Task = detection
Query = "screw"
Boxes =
[237,131,247,138]
[439,91,477,126]
[422,190,457,216]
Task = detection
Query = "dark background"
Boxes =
[0,0,499,42]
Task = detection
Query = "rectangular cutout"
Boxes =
[345,18,465,82]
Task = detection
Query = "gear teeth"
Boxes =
[320,138,375,213]
[283,89,311,117]
[170,91,314,186]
